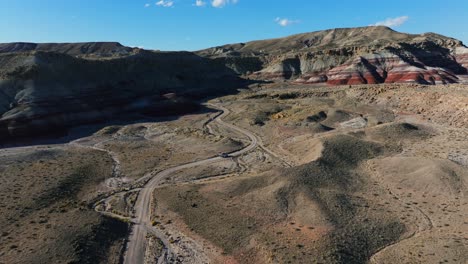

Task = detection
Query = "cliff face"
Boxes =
[198,26,468,85]
[0,50,241,141]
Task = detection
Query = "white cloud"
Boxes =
[144,3,151,7]
[211,0,238,8]
[275,17,299,27]
[194,0,206,6]
[371,16,409,27]
[156,0,174,7]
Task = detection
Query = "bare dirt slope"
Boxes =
[0,146,128,264]
[0,109,244,264]
[152,84,468,264]
[1,83,467,264]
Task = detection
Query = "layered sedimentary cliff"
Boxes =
[0,50,240,141]
[198,26,468,85]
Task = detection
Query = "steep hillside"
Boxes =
[0,50,241,141]
[198,26,468,85]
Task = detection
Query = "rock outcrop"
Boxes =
[198,26,468,85]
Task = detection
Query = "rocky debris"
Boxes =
[340,117,368,129]
[448,152,468,167]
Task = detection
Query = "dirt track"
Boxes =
[123,103,259,264]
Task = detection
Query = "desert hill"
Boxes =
[0,42,137,57]
[152,85,468,264]
[198,26,461,56]
[198,26,468,85]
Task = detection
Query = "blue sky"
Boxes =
[0,0,467,51]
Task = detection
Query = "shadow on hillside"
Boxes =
[0,50,270,148]
[0,102,217,148]
[387,44,468,75]
[0,85,266,149]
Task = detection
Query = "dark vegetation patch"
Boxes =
[288,134,383,190]
[156,185,258,254]
[244,93,269,100]
[321,109,353,125]
[368,122,431,142]
[250,105,287,126]
[36,165,99,208]
[306,111,328,122]
[308,123,335,133]
[72,216,129,264]
[314,219,405,264]
[282,135,404,263]
[276,92,301,100]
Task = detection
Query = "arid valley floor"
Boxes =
[0,83,467,264]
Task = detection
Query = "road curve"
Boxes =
[123,103,258,264]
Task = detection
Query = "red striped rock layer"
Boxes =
[326,54,459,85]
[455,47,468,69]
[292,52,463,86]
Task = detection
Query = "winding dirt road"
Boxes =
[123,103,258,264]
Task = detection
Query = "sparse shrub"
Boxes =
[251,114,267,126]
[306,111,327,122]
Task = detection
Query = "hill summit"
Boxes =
[0,42,137,57]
